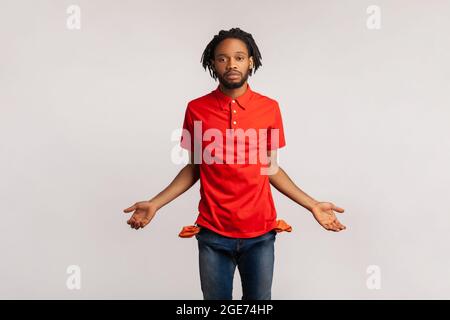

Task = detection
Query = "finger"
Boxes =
[329,222,340,231]
[336,222,345,231]
[332,204,345,213]
[330,218,342,230]
[327,218,337,226]
[141,219,150,228]
[328,225,338,232]
[334,218,346,228]
[336,221,346,229]
[123,204,137,213]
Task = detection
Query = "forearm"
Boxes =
[148,164,199,210]
[269,166,319,212]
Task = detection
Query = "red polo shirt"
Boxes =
[179,83,286,238]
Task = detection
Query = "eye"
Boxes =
[236,56,244,61]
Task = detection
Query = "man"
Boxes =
[123,28,346,300]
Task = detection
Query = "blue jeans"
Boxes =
[195,227,276,300]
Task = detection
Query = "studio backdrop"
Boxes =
[1,0,449,299]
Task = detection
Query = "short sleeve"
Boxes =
[180,104,194,151]
[267,101,286,150]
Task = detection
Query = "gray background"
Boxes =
[1,0,449,299]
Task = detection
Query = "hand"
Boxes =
[123,201,157,230]
[311,202,346,232]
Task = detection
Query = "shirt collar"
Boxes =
[212,83,254,111]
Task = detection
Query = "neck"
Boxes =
[219,82,248,99]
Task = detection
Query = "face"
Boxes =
[211,38,254,89]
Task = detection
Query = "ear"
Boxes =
[249,56,254,68]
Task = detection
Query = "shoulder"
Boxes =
[186,91,216,111]
[250,90,281,111]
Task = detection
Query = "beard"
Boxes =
[217,69,250,89]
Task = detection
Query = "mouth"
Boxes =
[225,72,241,80]
[225,72,241,79]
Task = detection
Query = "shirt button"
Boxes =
[232,100,235,103]
[233,109,237,113]
[233,121,237,125]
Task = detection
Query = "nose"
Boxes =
[226,57,238,70]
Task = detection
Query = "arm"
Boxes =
[267,150,347,232]
[148,152,199,211]
[269,165,319,213]
[123,152,200,230]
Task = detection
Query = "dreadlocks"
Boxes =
[200,27,263,80]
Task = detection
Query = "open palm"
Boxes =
[311,202,346,232]
[123,201,157,230]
